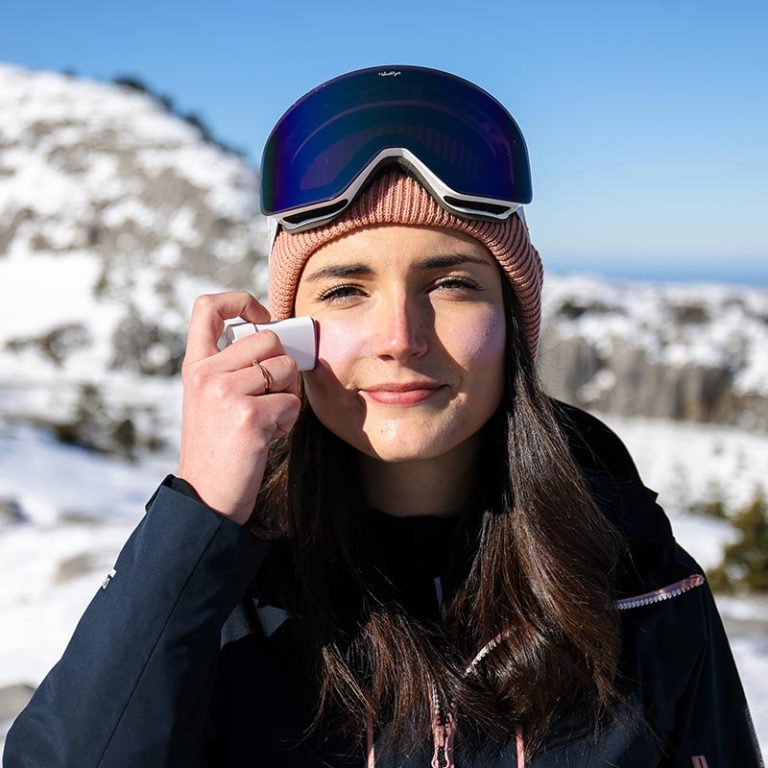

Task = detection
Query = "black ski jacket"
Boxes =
[4,402,764,767]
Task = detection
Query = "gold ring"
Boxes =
[251,360,273,395]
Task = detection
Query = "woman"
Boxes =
[5,65,762,767]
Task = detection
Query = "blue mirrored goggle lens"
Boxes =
[261,66,532,217]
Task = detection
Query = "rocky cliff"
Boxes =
[536,275,768,431]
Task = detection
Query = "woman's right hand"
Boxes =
[177,292,302,525]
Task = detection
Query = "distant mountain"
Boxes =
[1,63,766,458]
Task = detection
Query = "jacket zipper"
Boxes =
[429,677,456,768]
[614,573,705,610]
[427,637,510,768]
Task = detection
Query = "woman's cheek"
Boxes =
[315,317,370,375]
[302,317,373,416]
[441,307,506,369]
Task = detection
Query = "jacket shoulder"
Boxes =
[549,397,680,554]
[549,397,643,482]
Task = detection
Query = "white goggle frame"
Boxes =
[266,147,527,252]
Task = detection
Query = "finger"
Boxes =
[184,292,271,365]
[210,329,287,373]
[223,355,300,397]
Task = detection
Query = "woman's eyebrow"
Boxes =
[415,253,492,270]
[303,263,373,283]
[304,253,491,283]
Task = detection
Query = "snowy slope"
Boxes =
[0,63,266,377]
[0,63,268,456]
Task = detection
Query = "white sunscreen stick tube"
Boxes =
[225,316,318,371]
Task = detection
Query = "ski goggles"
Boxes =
[261,65,533,245]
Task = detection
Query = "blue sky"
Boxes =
[1,0,766,284]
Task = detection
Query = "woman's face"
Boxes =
[293,224,506,463]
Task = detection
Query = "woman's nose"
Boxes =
[370,291,430,361]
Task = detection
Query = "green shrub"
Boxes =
[688,480,728,519]
[708,488,768,593]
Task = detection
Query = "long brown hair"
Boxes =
[252,263,630,758]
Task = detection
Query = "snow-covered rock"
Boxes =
[0,63,267,454]
[538,276,768,431]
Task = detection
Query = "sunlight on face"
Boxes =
[293,224,506,463]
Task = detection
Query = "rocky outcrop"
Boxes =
[536,277,768,432]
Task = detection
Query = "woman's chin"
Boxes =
[363,446,433,463]
[357,433,465,464]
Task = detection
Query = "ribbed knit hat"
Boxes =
[269,167,544,359]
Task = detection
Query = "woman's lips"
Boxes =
[362,384,445,405]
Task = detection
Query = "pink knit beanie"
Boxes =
[269,167,544,359]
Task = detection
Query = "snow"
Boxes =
[0,66,197,147]
[594,411,768,513]
[0,251,104,337]
[728,636,768,748]
[0,424,170,526]
[0,62,266,281]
